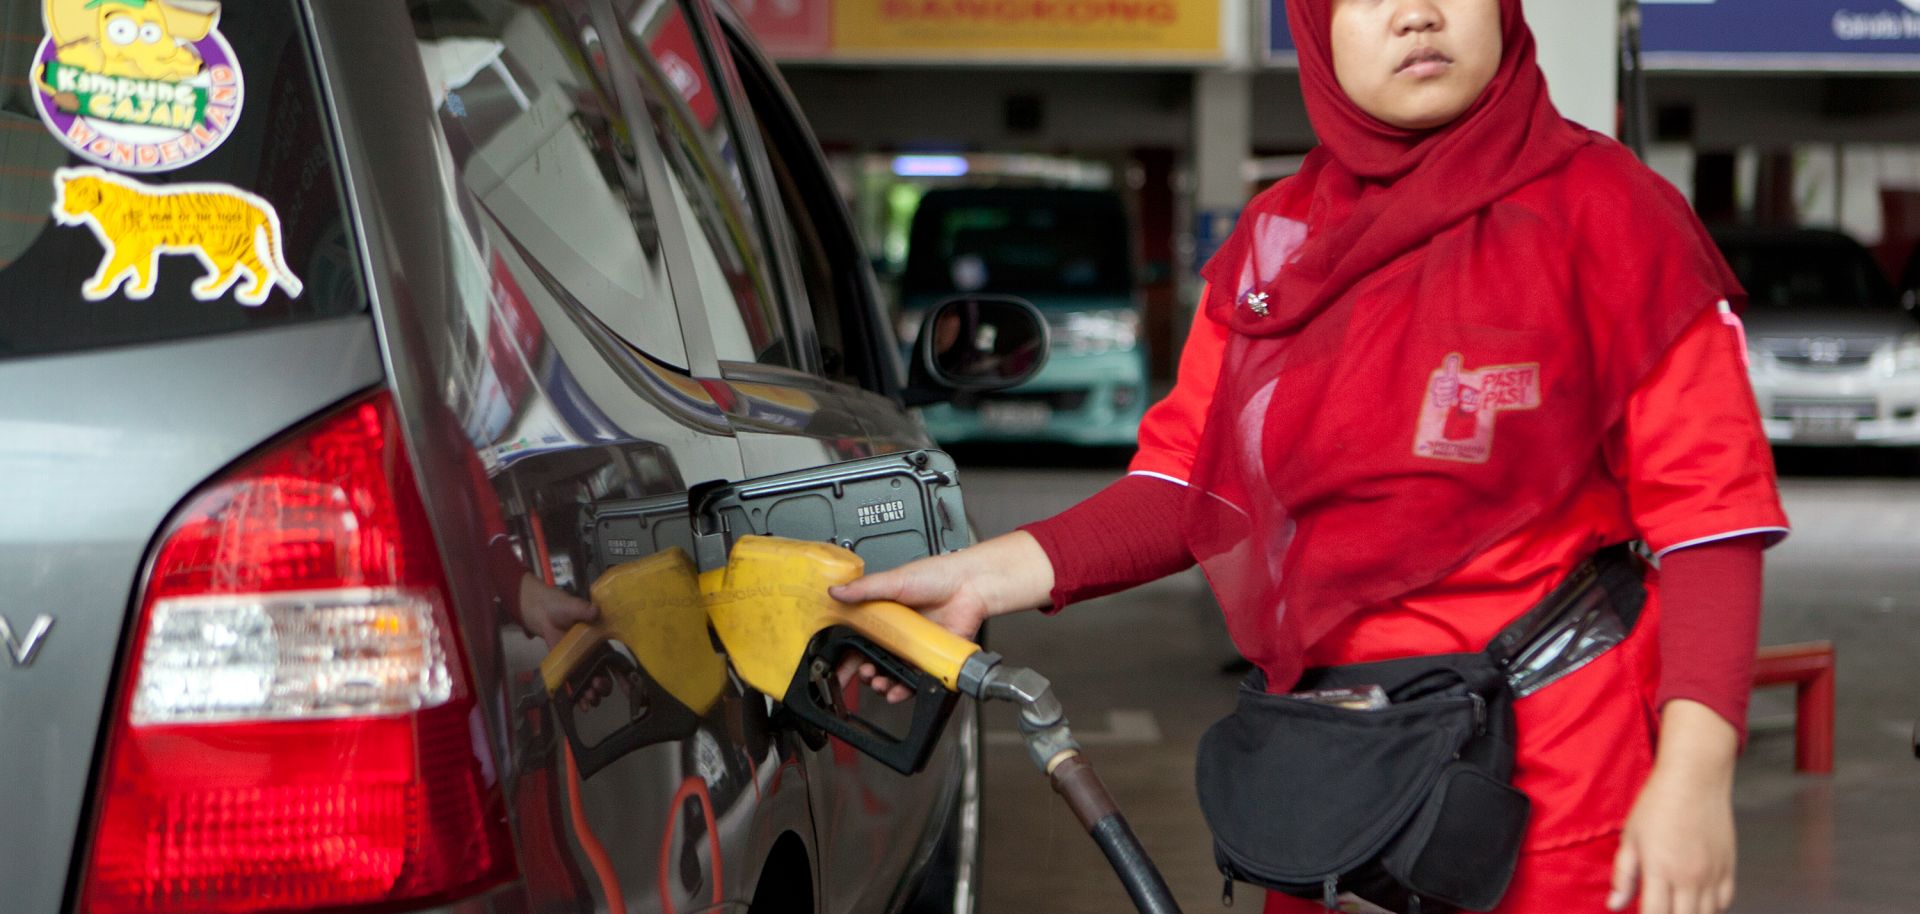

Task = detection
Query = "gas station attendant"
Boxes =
[833,1,1791,912]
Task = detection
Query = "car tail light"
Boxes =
[80,391,515,913]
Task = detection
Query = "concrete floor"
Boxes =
[953,446,1920,914]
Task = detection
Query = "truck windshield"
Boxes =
[902,189,1130,299]
[0,0,365,360]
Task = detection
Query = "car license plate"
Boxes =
[978,401,1051,431]
[1791,408,1858,442]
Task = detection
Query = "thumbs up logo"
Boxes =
[1430,353,1463,409]
[1414,352,1542,464]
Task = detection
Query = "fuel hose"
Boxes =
[1049,753,1182,914]
[959,653,1183,914]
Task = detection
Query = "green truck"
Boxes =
[898,187,1150,447]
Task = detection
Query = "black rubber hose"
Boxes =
[1048,752,1181,913]
[1089,813,1182,914]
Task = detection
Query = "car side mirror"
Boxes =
[902,295,1049,406]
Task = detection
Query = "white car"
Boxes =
[1715,226,1920,447]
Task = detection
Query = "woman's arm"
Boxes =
[1608,306,1786,914]
[829,475,1195,701]
[1021,474,1194,611]
[828,528,1056,641]
[832,296,1232,699]
[1655,535,1767,737]
[827,529,1054,702]
[1611,699,1740,914]
[1609,536,1762,914]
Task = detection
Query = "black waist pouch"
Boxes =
[1195,545,1645,913]
[1196,654,1525,912]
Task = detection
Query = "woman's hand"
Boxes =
[516,574,613,709]
[828,530,1055,703]
[1609,700,1740,914]
[519,572,599,647]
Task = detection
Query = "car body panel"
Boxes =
[1,0,968,908]
[314,6,788,911]
[313,2,967,913]
[0,317,382,914]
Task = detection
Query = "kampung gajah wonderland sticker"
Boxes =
[52,166,304,305]
[31,0,243,173]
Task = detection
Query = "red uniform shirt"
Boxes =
[1131,296,1787,856]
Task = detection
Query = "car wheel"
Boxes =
[1902,446,1920,478]
[747,833,815,914]
[902,699,982,914]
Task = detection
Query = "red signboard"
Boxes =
[735,0,832,58]
[647,12,722,127]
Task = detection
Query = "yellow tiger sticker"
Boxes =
[51,166,303,305]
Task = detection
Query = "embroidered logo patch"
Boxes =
[1413,353,1541,464]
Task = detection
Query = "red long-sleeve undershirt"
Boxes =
[1019,474,1765,736]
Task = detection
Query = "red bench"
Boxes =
[1750,641,1835,774]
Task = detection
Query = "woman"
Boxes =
[835,1,1788,912]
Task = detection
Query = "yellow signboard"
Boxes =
[831,0,1223,61]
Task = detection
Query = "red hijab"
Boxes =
[1186,0,1741,689]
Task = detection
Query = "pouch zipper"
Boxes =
[1216,869,1340,910]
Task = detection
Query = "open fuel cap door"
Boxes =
[581,449,973,580]
[580,450,974,775]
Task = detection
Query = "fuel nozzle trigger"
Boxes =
[539,547,726,780]
[546,633,703,780]
[785,626,960,776]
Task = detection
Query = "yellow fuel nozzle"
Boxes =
[701,535,993,775]
[535,547,729,780]
[540,546,726,714]
[701,536,981,698]
[560,533,1175,906]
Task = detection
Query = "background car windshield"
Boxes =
[903,191,1129,299]
[0,1,364,360]
[1721,238,1895,310]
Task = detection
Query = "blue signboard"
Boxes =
[1642,0,1920,69]
[1267,0,1294,62]
[1264,0,1920,70]
[1192,207,1241,275]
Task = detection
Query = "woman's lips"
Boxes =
[1398,47,1453,78]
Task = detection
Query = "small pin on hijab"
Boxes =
[1243,291,1270,316]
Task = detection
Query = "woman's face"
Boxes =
[1328,0,1502,131]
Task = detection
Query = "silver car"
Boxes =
[1,1,1033,912]
[1715,226,1920,447]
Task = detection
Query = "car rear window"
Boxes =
[0,0,365,360]
[903,191,1130,299]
